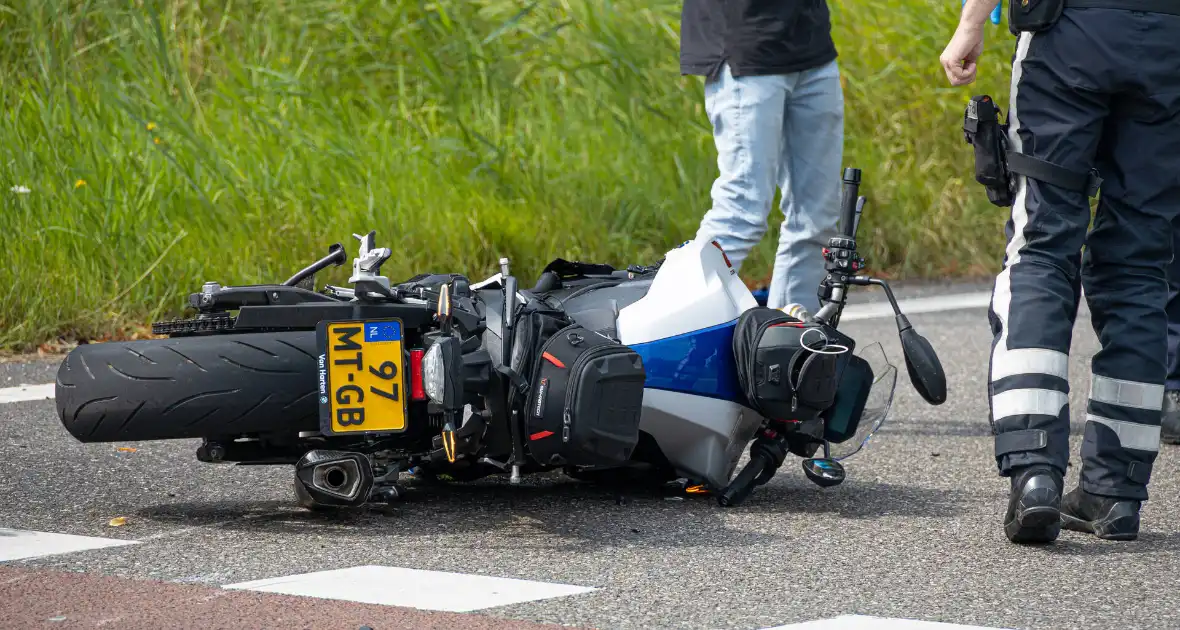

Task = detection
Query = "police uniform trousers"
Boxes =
[989,7,1180,501]
[1168,221,1180,392]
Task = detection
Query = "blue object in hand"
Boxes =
[964,0,1003,24]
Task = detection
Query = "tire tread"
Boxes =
[56,331,321,442]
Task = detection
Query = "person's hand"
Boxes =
[940,24,985,86]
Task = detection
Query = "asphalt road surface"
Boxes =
[3,285,1180,630]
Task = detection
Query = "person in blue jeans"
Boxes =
[679,0,845,314]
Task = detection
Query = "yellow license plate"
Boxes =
[317,319,408,434]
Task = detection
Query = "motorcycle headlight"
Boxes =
[422,342,446,404]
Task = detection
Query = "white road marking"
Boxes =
[763,615,1014,630]
[222,565,596,612]
[0,383,55,404]
[840,291,993,322]
[0,528,140,563]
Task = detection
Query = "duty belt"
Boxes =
[1064,0,1180,14]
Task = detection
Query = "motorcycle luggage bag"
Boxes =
[733,307,853,424]
[524,324,646,467]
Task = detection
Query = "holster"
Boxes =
[1008,0,1065,34]
[963,95,1015,207]
[963,94,1103,208]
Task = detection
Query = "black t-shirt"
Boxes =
[679,0,838,79]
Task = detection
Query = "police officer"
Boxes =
[940,0,1180,543]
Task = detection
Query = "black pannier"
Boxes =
[519,321,646,468]
[732,307,856,427]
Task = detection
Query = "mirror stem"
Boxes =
[859,277,902,318]
[843,276,906,327]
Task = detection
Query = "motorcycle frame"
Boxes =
[145,167,945,506]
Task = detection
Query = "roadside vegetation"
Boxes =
[0,0,1014,352]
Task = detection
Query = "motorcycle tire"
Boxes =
[56,330,321,443]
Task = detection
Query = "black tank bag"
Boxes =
[733,307,878,447]
[732,307,852,424]
[520,321,646,468]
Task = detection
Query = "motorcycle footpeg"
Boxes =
[294,450,375,507]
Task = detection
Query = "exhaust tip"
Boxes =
[294,450,374,507]
[321,465,349,490]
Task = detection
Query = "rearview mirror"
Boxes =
[802,457,846,488]
[896,315,947,406]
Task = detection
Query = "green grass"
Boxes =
[0,0,1016,352]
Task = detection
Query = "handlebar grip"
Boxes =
[839,167,861,239]
[716,453,770,507]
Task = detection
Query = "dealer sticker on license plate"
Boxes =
[316,319,408,434]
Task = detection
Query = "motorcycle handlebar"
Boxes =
[283,243,347,287]
[839,167,861,239]
[716,452,770,507]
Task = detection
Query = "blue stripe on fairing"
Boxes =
[629,320,747,404]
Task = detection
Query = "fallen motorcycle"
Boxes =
[55,167,947,508]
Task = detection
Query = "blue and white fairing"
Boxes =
[478,235,895,490]
[614,238,767,489]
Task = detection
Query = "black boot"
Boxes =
[1003,465,1063,544]
[1060,487,1141,541]
[1162,389,1180,445]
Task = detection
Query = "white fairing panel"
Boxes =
[615,237,764,487]
[639,389,763,489]
[616,237,758,346]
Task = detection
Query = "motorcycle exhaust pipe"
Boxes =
[294,450,375,507]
